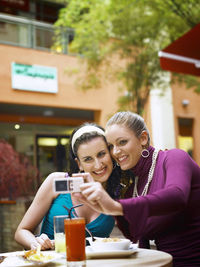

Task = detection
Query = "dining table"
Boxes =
[0,247,173,267]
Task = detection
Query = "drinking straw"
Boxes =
[63,204,83,219]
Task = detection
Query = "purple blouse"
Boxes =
[116,146,200,266]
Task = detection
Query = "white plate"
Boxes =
[86,244,138,259]
[0,251,64,266]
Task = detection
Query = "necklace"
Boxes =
[132,150,159,197]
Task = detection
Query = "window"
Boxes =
[178,118,193,157]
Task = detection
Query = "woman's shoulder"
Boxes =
[160,148,189,157]
[159,148,192,164]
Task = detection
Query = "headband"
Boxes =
[71,125,105,153]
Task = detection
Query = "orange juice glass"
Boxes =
[64,217,86,265]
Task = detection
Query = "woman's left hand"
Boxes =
[31,234,54,250]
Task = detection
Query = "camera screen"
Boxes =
[55,180,68,192]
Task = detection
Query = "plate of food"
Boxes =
[86,237,138,258]
[0,248,64,266]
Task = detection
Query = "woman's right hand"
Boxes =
[72,172,123,216]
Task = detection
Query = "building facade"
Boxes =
[149,74,200,166]
[0,0,200,182]
[0,0,124,180]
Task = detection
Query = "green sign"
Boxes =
[11,62,58,93]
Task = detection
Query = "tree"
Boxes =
[54,0,200,114]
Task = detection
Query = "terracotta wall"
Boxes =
[172,82,200,165]
[0,44,123,127]
[2,44,199,164]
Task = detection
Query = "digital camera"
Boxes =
[54,177,84,193]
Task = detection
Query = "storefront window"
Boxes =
[0,122,73,183]
[178,136,193,157]
[178,117,193,157]
[36,135,70,181]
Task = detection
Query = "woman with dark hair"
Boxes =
[75,111,200,267]
[69,123,124,199]
[15,123,125,250]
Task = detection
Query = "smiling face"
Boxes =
[105,124,148,170]
[76,136,113,183]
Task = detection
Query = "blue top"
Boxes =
[40,194,115,240]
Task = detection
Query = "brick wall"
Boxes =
[0,198,32,253]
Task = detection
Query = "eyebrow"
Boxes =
[115,137,125,142]
[81,155,91,160]
[81,149,106,159]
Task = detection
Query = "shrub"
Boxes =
[0,139,39,200]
